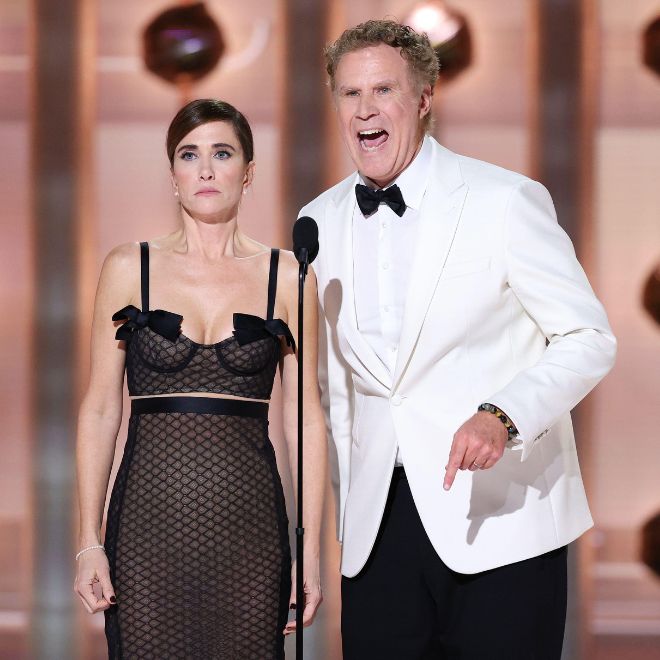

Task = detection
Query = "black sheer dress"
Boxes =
[103,243,293,659]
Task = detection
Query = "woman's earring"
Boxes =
[174,189,179,197]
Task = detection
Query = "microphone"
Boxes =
[291,215,319,658]
[293,216,319,265]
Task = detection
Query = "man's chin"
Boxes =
[358,165,396,188]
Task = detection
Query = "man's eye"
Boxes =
[378,87,391,94]
[344,90,359,97]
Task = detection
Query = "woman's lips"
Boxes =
[195,189,220,195]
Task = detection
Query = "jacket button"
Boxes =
[391,394,402,406]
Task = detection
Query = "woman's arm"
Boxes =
[278,254,327,631]
[74,243,138,613]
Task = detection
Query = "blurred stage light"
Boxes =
[642,263,660,326]
[143,2,225,85]
[404,1,471,83]
[641,511,660,579]
[643,15,660,77]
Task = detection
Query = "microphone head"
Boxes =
[293,216,319,264]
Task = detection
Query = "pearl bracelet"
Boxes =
[76,544,105,561]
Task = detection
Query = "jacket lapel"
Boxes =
[392,142,468,389]
[322,177,392,389]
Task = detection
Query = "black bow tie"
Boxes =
[355,183,406,218]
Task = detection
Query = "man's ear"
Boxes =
[419,83,433,120]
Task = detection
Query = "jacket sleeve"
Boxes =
[487,179,617,460]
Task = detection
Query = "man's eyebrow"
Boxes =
[337,79,399,92]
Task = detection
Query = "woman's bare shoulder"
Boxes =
[103,241,141,269]
[275,249,317,298]
[97,242,141,299]
[277,249,299,278]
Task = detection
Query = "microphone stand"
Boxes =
[296,247,309,659]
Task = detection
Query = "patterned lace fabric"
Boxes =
[103,246,293,659]
[104,411,291,659]
[124,326,281,399]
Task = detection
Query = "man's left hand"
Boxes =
[443,412,508,490]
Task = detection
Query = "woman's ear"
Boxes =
[243,161,256,194]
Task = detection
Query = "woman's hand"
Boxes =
[73,548,116,614]
[283,558,323,635]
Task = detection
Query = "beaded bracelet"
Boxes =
[75,544,105,561]
[478,403,519,441]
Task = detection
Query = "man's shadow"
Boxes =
[320,279,355,503]
[466,435,564,544]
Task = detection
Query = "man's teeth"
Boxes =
[359,129,384,136]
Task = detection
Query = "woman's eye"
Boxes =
[214,150,231,159]
[180,151,197,161]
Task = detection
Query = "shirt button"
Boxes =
[391,394,402,406]
[390,345,397,352]
[381,222,387,229]
[382,262,390,270]
[383,305,390,313]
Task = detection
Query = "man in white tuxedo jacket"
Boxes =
[300,19,616,659]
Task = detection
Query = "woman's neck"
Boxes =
[176,211,242,261]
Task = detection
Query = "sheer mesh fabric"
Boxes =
[104,412,290,659]
[103,246,291,659]
[126,328,280,399]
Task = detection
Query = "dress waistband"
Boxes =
[130,396,269,419]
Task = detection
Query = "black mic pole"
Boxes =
[292,216,318,658]
[296,247,308,659]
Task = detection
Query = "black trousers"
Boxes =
[341,468,567,660]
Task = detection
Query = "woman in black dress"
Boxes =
[74,99,326,658]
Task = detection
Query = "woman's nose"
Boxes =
[198,163,214,180]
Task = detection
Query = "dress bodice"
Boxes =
[113,243,294,399]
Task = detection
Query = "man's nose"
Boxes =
[356,94,378,120]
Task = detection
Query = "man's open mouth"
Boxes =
[358,128,389,151]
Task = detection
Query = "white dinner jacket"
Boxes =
[300,138,616,577]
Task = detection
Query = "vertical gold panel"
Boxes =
[577,3,599,657]
[73,2,97,656]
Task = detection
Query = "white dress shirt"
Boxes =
[352,136,432,465]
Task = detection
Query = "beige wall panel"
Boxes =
[96,123,178,256]
[591,0,660,533]
[600,0,660,126]
[438,125,528,175]
[0,122,31,521]
[591,127,660,530]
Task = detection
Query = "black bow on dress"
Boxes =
[112,305,182,342]
[355,183,406,217]
[232,313,296,351]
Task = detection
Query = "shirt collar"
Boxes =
[357,134,432,212]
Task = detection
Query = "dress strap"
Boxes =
[266,248,280,320]
[139,241,149,312]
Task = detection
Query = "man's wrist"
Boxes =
[477,403,518,441]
